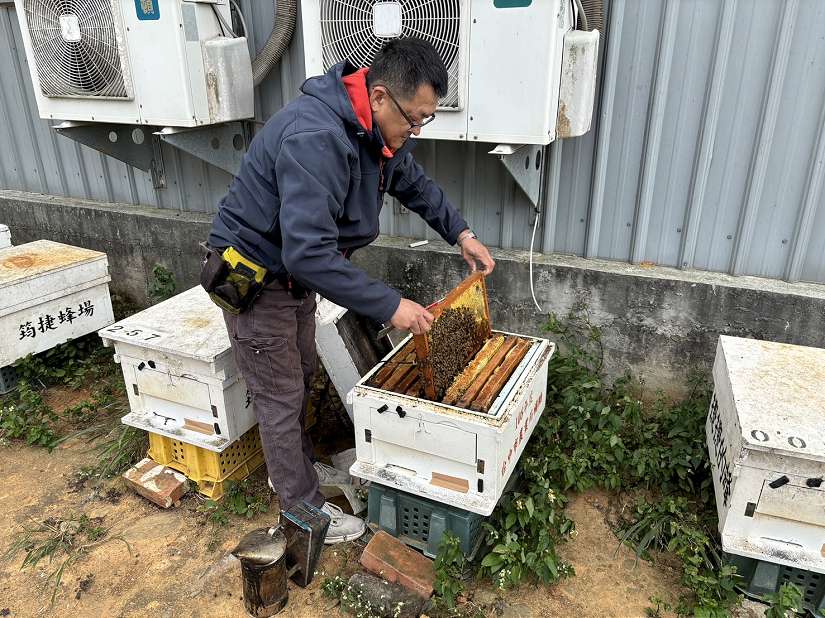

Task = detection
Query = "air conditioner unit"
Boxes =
[301,0,599,145]
[13,0,253,127]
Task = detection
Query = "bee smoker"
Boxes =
[232,501,331,616]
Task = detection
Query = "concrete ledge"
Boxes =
[3,190,824,395]
[0,190,211,305]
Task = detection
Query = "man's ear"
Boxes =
[369,86,385,113]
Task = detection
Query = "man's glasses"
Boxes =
[377,84,436,130]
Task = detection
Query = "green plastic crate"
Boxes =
[0,364,19,394]
[367,483,486,559]
[726,553,825,617]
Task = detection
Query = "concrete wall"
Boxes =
[3,190,824,396]
[0,191,212,308]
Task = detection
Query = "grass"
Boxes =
[3,514,131,604]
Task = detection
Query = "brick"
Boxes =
[360,530,435,599]
[123,457,189,508]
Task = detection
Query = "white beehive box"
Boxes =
[0,225,11,249]
[350,334,554,516]
[99,285,254,453]
[315,296,395,423]
[708,335,825,573]
[0,240,114,367]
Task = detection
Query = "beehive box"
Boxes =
[0,240,114,367]
[350,331,553,516]
[315,296,391,422]
[99,285,255,452]
[0,225,11,249]
[708,336,825,573]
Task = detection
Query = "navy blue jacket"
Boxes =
[208,61,469,323]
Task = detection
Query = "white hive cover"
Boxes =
[719,335,825,460]
[98,285,231,363]
[0,240,108,313]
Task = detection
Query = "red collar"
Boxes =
[342,67,394,159]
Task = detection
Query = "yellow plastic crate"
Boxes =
[147,426,265,500]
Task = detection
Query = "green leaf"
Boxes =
[545,555,558,577]
[505,512,517,529]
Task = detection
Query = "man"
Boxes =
[205,38,495,544]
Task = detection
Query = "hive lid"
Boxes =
[98,285,232,364]
[718,335,825,459]
[0,240,109,315]
[413,272,492,400]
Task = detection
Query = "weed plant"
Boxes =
[765,583,803,617]
[474,306,739,616]
[3,514,130,604]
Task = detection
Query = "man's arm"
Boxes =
[388,153,495,274]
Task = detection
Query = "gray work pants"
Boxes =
[223,283,324,510]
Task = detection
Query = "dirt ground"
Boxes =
[0,390,690,618]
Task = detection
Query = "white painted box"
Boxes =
[0,225,11,249]
[1,240,114,367]
[315,296,395,424]
[350,334,554,516]
[99,285,254,453]
[315,297,359,422]
[708,335,825,573]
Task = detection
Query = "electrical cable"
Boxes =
[211,4,226,37]
[211,3,237,38]
[529,207,543,313]
[573,0,589,31]
[229,0,248,38]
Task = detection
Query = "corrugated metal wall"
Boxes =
[1,0,824,284]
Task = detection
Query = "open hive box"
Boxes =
[350,273,554,515]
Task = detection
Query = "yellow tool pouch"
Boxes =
[200,245,268,314]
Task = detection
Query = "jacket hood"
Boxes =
[301,61,406,159]
[301,60,363,131]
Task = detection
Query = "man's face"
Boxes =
[370,83,438,152]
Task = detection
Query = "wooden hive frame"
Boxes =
[367,273,534,413]
[413,272,492,401]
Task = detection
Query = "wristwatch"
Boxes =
[457,230,477,247]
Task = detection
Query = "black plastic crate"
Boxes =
[367,483,486,560]
[726,553,825,617]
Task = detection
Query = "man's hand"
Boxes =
[460,237,496,275]
[390,298,435,335]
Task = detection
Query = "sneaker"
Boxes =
[314,461,352,486]
[315,462,366,514]
[322,502,366,544]
[268,473,366,515]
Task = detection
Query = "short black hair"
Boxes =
[366,38,448,100]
